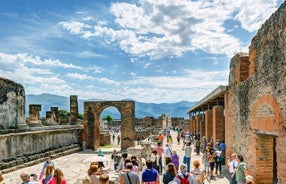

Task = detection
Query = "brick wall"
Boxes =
[227,2,286,183]
[204,109,213,142]
[212,105,224,143]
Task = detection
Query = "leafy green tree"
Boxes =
[78,113,84,120]
[58,110,70,118]
[102,115,114,123]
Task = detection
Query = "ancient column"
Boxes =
[29,104,42,126]
[212,105,224,143]
[204,109,213,143]
[196,114,202,136]
[70,95,78,125]
[50,107,59,123]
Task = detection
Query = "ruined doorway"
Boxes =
[252,94,282,184]
[255,134,277,184]
[84,101,135,150]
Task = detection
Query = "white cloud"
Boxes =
[58,21,91,35]
[0,53,82,69]
[97,77,120,86]
[59,0,282,60]
[66,73,93,80]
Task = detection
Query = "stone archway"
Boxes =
[251,94,283,184]
[84,100,135,150]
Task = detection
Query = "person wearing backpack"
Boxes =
[173,163,196,184]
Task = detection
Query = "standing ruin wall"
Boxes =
[227,2,286,183]
[0,77,83,173]
[0,77,26,132]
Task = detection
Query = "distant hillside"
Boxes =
[26,94,197,119]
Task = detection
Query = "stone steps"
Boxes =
[1,144,81,173]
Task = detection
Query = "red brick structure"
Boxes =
[188,2,286,183]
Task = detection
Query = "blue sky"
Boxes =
[0,0,284,103]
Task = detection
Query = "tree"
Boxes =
[102,115,114,123]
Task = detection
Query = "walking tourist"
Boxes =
[19,171,38,184]
[171,150,179,171]
[183,142,192,172]
[207,146,216,180]
[163,163,176,184]
[234,155,248,184]
[155,142,164,174]
[39,156,55,180]
[99,173,109,184]
[227,153,238,184]
[48,168,67,184]
[111,149,120,170]
[191,160,205,184]
[202,136,207,153]
[42,164,54,184]
[195,138,201,155]
[141,160,160,184]
[219,140,226,163]
[158,133,164,144]
[131,156,139,173]
[119,162,140,184]
[177,132,181,145]
[173,163,196,184]
[88,164,101,184]
[117,153,128,171]
[164,143,173,157]
[215,147,223,175]
[117,135,120,145]
[151,150,160,172]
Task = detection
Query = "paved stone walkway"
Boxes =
[2,130,231,183]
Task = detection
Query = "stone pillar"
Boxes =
[200,120,205,139]
[127,147,143,171]
[51,107,59,123]
[212,105,225,143]
[204,109,213,143]
[45,111,57,125]
[191,116,195,133]
[70,95,78,124]
[196,114,202,136]
[29,104,42,126]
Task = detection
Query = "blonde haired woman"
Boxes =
[191,160,205,184]
[42,164,54,184]
[47,168,66,184]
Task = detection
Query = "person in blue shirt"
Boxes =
[219,140,226,164]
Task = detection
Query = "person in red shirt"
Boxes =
[157,133,164,144]
[47,168,66,184]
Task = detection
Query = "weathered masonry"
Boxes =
[0,77,82,173]
[188,2,286,184]
[83,101,135,150]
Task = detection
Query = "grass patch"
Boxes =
[99,144,113,148]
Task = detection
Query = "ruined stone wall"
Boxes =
[227,2,286,183]
[0,127,81,172]
[0,77,25,131]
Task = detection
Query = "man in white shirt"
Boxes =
[164,143,173,158]
[227,153,238,184]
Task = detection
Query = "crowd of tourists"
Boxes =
[0,129,255,184]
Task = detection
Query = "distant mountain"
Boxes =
[26,94,197,119]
